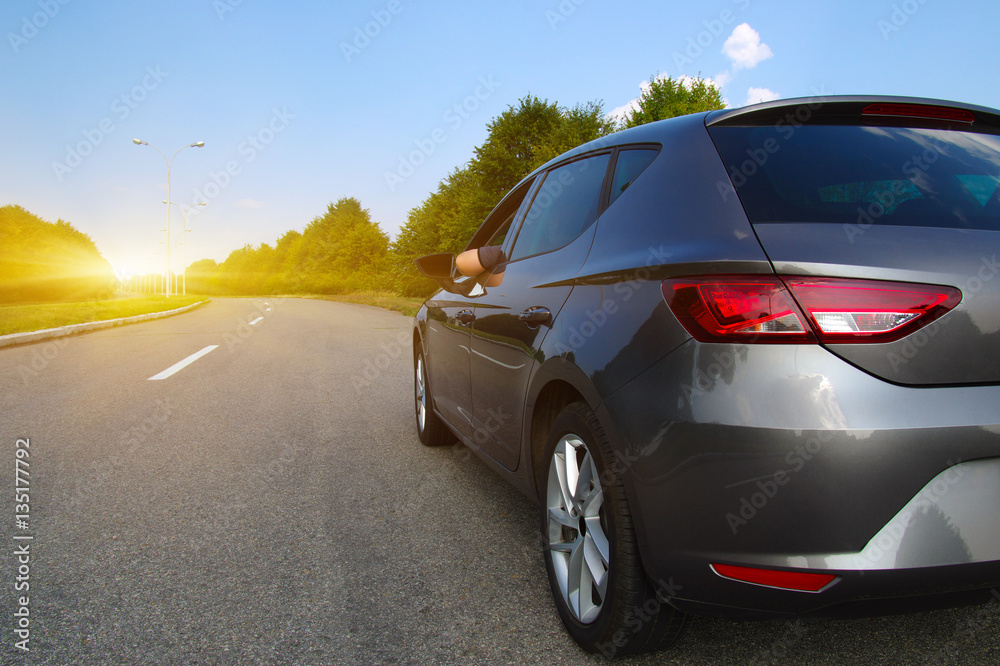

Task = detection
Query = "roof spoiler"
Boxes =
[705,95,1000,128]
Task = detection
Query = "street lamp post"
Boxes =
[163,200,207,296]
[133,138,205,297]
[157,231,168,295]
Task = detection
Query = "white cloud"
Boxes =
[234,198,266,209]
[608,95,643,125]
[744,87,781,106]
[714,70,734,89]
[722,23,773,71]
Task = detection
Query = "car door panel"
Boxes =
[424,294,476,438]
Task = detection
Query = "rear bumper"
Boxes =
[601,340,1000,617]
[668,561,1000,620]
[656,460,1000,619]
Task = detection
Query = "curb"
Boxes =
[0,300,211,349]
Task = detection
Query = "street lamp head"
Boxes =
[192,141,205,148]
[132,138,147,146]
[162,200,169,204]
[197,202,207,207]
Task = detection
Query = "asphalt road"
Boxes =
[1,297,997,664]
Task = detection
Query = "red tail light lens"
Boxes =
[662,276,961,344]
[711,563,838,592]
[782,277,962,343]
[662,277,813,343]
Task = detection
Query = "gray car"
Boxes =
[413,95,1000,656]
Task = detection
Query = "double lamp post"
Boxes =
[132,138,205,297]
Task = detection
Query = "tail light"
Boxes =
[662,276,961,344]
[711,563,838,592]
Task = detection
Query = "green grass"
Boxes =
[0,292,424,337]
[289,292,426,317]
[0,295,207,337]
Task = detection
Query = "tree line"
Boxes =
[185,196,391,296]
[192,76,725,298]
[0,204,115,304]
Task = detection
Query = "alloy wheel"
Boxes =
[545,434,610,624]
[415,354,427,433]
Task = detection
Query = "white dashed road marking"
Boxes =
[147,345,220,381]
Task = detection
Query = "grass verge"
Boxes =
[0,295,207,337]
[299,292,426,318]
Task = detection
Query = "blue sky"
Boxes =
[2,0,998,277]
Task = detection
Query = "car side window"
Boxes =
[461,178,536,258]
[608,148,658,206]
[450,177,536,285]
[453,214,514,291]
[488,210,515,249]
[508,153,612,262]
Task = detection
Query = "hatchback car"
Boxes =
[412,95,1000,656]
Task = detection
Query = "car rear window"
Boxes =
[709,124,1000,231]
[609,148,658,206]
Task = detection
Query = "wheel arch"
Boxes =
[412,325,423,358]
[412,305,428,356]
[525,356,662,575]
[525,357,605,498]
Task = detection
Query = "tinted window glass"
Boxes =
[464,177,535,255]
[710,125,1000,231]
[509,153,611,261]
[609,149,658,206]
[489,211,515,248]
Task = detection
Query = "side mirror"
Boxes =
[414,253,455,279]
[415,253,482,296]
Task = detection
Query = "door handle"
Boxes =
[456,309,476,325]
[518,306,552,327]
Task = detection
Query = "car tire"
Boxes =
[414,349,452,447]
[541,402,688,656]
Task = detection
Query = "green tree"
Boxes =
[204,197,391,296]
[291,197,389,292]
[621,74,725,129]
[470,95,565,216]
[262,230,302,294]
[532,100,618,167]
[0,204,115,303]
[185,259,220,294]
[391,95,617,296]
[218,244,267,294]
